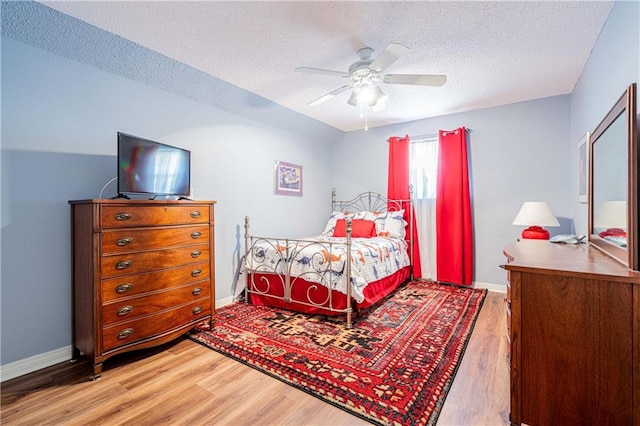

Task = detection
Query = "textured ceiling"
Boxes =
[41,1,614,132]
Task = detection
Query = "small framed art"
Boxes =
[578,132,590,203]
[274,161,303,196]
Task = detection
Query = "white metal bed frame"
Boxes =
[243,189,413,328]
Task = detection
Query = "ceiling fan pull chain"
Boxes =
[364,107,369,131]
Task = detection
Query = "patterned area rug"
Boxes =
[188,280,486,425]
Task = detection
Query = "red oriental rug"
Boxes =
[188,280,486,425]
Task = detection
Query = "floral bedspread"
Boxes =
[244,235,410,303]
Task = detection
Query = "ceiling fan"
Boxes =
[296,43,447,111]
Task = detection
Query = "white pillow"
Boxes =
[383,209,407,239]
[322,211,352,235]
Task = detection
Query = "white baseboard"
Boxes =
[215,295,234,308]
[473,281,506,293]
[1,297,237,382]
[0,345,73,383]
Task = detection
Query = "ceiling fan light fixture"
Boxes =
[347,90,359,107]
[296,42,447,119]
[371,98,387,112]
[369,86,387,108]
[356,82,375,104]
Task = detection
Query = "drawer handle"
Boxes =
[192,306,203,315]
[117,305,133,317]
[117,328,134,340]
[115,237,133,247]
[192,287,203,296]
[115,213,132,221]
[115,283,133,293]
[191,250,202,258]
[116,260,132,270]
[190,211,201,218]
[191,231,202,239]
[191,269,202,277]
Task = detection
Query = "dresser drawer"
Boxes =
[101,262,210,302]
[101,245,209,278]
[101,205,210,228]
[102,282,210,326]
[102,225,209,255]
[102,298,211,352]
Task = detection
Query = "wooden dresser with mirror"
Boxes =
[504,83,639,425]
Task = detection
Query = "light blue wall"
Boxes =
[1,2,340,366]
[332,95,573,286]
[570,0,640,235]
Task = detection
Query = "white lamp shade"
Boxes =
[512,202,560,227]
[594,200,626,229]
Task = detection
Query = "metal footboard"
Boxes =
[244,215,354,327]
[243,189,413,329]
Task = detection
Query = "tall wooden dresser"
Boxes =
[69,199,216,379]
[503,240,640,425]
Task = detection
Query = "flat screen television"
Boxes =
[117,132,191,198]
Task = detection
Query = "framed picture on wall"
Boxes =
[274,161,303,196]
[578,132,590,203]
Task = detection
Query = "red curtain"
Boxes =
[388,135,422,278]
[436,128,473,286]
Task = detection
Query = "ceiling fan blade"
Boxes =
[369,43,410,73]
[308,84,352,106]
[295,67,349,78]
[383,74,447,87]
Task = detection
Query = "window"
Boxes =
[409,136,438,199]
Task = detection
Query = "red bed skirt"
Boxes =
[247,266,411,316]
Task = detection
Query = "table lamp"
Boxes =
[594,200,627,238]
[512,201,560,239]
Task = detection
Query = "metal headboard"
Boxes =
[331,188,414,280]
[331,188,408,213]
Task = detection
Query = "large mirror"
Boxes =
[589,83,638,270]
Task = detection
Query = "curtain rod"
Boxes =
[387,128,473,143]
[408,133,437,141]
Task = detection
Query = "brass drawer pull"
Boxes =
[190,211,201,218]
[192,306,203,315]
[115,213,132,221]
[116,260,132,270]
[192,287,203,296]
[191,231,202,239]
[191,269,202,277]
[115,283,133,293]
[117,328,134,339]
[115,237,133,247]
[117,306,133,317]
[191,250,202,258]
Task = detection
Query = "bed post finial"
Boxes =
[244,216,250,238]
[332,188,336,210]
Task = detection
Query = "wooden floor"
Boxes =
[1,291,509,425]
